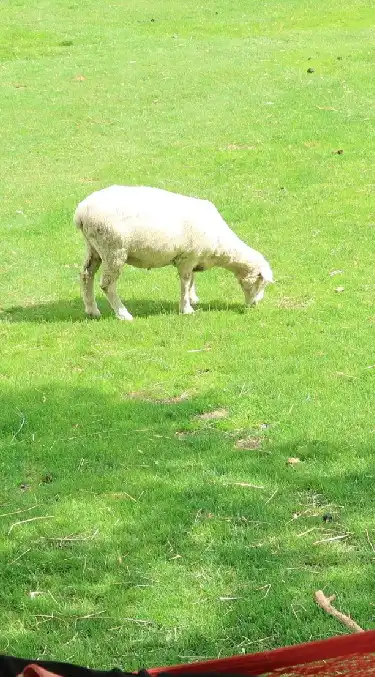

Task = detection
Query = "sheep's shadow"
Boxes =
[1,297,245,323]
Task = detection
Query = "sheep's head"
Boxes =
[238,262,273,306]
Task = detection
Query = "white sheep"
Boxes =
[74,185,273,320]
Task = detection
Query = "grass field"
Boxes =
[1,0,375,670]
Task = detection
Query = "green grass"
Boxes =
[1,0,375,670]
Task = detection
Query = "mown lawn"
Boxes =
[1,0,375,671]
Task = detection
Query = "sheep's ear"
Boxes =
[260,266,273,284]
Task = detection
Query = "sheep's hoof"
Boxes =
[181,306,195,315]
[117,309,133,321]
[86,308,101,319]
[190,295,199,305]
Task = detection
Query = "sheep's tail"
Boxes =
[260,259,273,283]
[74,207,83,231]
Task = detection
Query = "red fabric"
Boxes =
[21,667,62,677]
[17,630,375,677]
[149,629,375,676]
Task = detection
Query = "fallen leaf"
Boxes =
[287,457,301,465]
[335,286,345,293]
[329,270,343,276]
[74,75,86,81]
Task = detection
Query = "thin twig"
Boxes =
[236,636,273,648]
[8,515,54,534]
[7,548,31,565]
[256,583,271,599]
[187,347,211,353]
[48,529,99,543]
[289,508,319,522]
[365,529,375,553]
[286,566,320,573]
[314,590,364,633]
[34,611,106,623]
[11,409,26,442]
[112,617,154,625]
[194,509,202,523]
[77,611,106,620]
[0,504,37,519]
[64,427,152,442]
[265,488,278,505]
[297,527,318,538]
[123,492,137,502]
[48,591,60,607]
[233,482,264,489]
[36,612,155,625]
[313,533,351,545]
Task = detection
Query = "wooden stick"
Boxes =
[314,590,364,633]
[8,515,54,534]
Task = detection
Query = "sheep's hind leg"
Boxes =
[178,268,195,315]
[189,275,199,305]
[81,245,102,318]
[100,264,133,321]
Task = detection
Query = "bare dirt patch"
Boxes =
[197,408,228,421]
[127,390,191,404]
[278,297,314,310]
[235,436,262,450]
[225,144,256,151]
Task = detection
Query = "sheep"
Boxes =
[74,185,273,321]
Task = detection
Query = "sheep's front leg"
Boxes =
[189,276,199,305]
[81,246,102,318]
[179,269,195,315]
[100,265,133,321]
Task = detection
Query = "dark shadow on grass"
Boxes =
[1,298,245,323]
[1,384,373,668]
